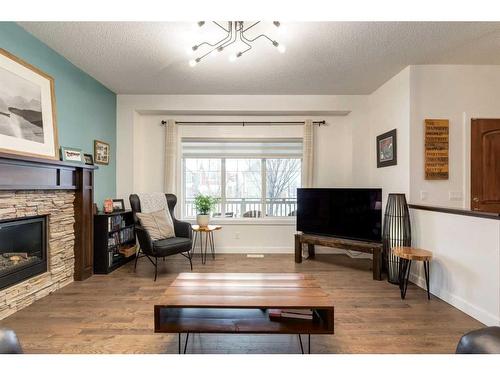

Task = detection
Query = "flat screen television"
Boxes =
[297,188,382,242]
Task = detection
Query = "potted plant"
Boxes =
[194,194,217,227]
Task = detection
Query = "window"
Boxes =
[182,139,302,218]
[184,159,222,217]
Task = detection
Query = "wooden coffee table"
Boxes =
[154,272,334,354]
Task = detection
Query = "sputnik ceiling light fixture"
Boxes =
[188,21,285,67]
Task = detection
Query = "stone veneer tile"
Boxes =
[0,190,76,320]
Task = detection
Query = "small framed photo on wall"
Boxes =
[94,140,110,165]
[83,153,94,165]
[60,146,83,164]
[376,129,397,168]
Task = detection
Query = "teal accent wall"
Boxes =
[0,22,116,205]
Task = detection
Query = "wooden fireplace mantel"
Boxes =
[0,152,97,281]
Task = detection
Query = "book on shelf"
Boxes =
[268,309,314,321]
[107,215,125,232]
[108,228,135,248]
[119,227,134,243]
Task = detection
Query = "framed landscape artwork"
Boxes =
[376,129,397,168]
[94,139,110,165]
[0,48,58,160]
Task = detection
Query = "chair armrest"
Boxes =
[135,225,154,254]
[173,219,192,239]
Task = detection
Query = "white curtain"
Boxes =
[301,119,315,258]
[302,119,314,187]
[164,119,178,194]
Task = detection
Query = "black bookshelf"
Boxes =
[93,210,136,274]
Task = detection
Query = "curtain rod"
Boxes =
[160,120,326,126]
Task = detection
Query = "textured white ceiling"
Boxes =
[18,22,500,95]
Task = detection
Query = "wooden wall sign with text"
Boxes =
[425,119,449,180]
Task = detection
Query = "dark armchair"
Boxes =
[129,194,193,281]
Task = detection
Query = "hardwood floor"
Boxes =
[0,253,483,354]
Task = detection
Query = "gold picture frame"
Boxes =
[0,48,58,160]
[94,139,110,165]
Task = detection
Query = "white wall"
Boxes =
[351,67,411,206]
[117,95,368,253]
[405,66,500,326]
[368,67,411,203]
[410,65,500,208]
[410,208,500,326]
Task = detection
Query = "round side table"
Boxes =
[191,225,222,264]
[393,246,433,300]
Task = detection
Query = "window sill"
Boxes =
[182,218,297,226]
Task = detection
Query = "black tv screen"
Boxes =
[297,188,382,242]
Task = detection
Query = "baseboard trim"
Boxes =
[409,272,500,326]
[212,247,372,257]
[214,247,293,254]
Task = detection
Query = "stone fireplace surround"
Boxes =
[0,191,75,320]
[0,152,95,320]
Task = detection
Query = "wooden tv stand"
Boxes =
[294,233,383,281]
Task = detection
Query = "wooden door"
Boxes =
[471,119,500,213]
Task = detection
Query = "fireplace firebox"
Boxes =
[0,215,47,290]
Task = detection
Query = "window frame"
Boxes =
[181,155,301,223]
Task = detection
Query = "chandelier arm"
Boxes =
[239,30,252,51]
[238,45,252,57]
[242,21,260,33]
[196,21,232,49]
[196,33,230,49]
[244,33,275,44]
[197,22,235,61]
[213,21,229,33]
[218,22,238,49]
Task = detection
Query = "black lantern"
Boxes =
[383,193,411,284]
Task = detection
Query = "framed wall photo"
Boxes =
[83,153,94,165]
[0,48,58,160]
[94,139,110,165]
[112,199,125,212]
[376,129,397,168]
[60,146,83,164]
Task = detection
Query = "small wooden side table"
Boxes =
[191,225,222,264]
[393,246,433,300]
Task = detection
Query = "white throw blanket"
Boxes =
[138,192,168,213]
[137,192,175,236]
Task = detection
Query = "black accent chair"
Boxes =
[129,194,193,281]
[0,329,22,354]
[456,327,500,354]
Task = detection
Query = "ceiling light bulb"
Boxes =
[277,44,286,53]
[273,21,281,28]
[229,54,237,62]
[198,21,205,27]
[188,59,197,67]
[217,46,224,52]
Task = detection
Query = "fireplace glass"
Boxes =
[0,215,47,290]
